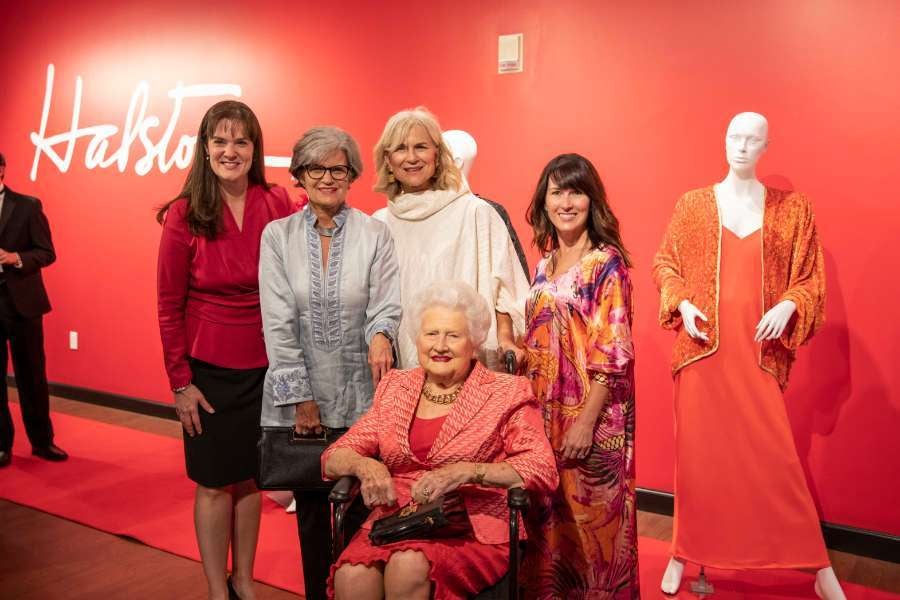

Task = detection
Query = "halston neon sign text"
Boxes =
[29,64,289,181]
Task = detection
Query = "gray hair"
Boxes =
[411,280,491,348]
[289,126,363,183]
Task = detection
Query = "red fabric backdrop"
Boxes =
[1,0,898,536]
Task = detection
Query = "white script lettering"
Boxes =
[29,64,288,180]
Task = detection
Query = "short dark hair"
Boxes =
[0,153,6,167]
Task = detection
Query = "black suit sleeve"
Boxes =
[18,198,56,276]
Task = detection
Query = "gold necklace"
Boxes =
[422,384,461,405]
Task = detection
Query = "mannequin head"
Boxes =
[725,112,769,174]
[442,130,478,185]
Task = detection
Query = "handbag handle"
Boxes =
[289,427,338,444]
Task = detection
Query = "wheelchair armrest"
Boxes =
[328,475,361,505]
[507,487,530,513]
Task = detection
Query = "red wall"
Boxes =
[2,0,898,535]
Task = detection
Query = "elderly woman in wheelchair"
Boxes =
[322,281,558,599]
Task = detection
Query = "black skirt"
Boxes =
[183,358,266,487]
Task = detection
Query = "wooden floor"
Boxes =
[1,392,898,598]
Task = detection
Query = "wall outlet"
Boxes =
[69,331,78,350]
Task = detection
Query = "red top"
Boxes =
[157,184,295,389]
[408,414,448,462]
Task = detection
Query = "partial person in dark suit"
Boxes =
[0,151,66,468]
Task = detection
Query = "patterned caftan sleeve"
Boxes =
[584,252,635,381]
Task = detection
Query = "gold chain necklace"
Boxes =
[422,384,461,405]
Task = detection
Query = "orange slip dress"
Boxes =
[671,227,830,570]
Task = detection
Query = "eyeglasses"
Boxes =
[305,164,351,180]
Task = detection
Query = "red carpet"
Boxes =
[1,403,303,594]
[1,404,897,599]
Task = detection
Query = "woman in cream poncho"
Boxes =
[372,107,530,371]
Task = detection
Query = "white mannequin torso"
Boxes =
[714,178,765,239]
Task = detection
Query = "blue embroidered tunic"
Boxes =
[259,204,401,428]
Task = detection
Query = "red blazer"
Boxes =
[323,362,559,545]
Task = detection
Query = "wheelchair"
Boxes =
[329,476,529,600]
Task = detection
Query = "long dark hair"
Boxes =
[526,153,632,267]
[156,100,270,238]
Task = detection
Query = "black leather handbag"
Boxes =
[256,426,344,491]
[368,492,472,546]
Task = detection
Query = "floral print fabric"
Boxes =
[521,247,639,599]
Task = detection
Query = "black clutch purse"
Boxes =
[368,492,472,546]
[256,426,343,491]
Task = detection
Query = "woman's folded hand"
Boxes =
[411,463,473,504]
[356,458,397,508]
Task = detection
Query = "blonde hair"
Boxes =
[373,106,463,200]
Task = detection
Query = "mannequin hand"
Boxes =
[411,463,473,504]
[294,400,323,436]
[355,458,397,508]
[174,384,214,437]
[755,300,796,341]
[678,300,709,341]
[368,333,394,387]
[560,417,595,460]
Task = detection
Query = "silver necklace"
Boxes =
[315,224,336,237]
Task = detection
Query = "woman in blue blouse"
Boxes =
[259,126,401,599]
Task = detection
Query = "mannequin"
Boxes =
[442,129,478,186]
[653,112,844,599]
[442,129,530,281]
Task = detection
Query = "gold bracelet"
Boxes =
[473,463,487,485]
[592,372,610,387]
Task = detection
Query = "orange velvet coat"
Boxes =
[651,186,825,390]
[321,362,559,545]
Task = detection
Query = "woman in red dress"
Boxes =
[156,100,294,600]
[322,280,558,600]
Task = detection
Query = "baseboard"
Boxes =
[7,375,177,421]
[635,488,898,563]
[636,487,675,516]
[8,376,899,563]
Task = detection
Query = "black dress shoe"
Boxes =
[31,444,68,461]
[0,450,10,468]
